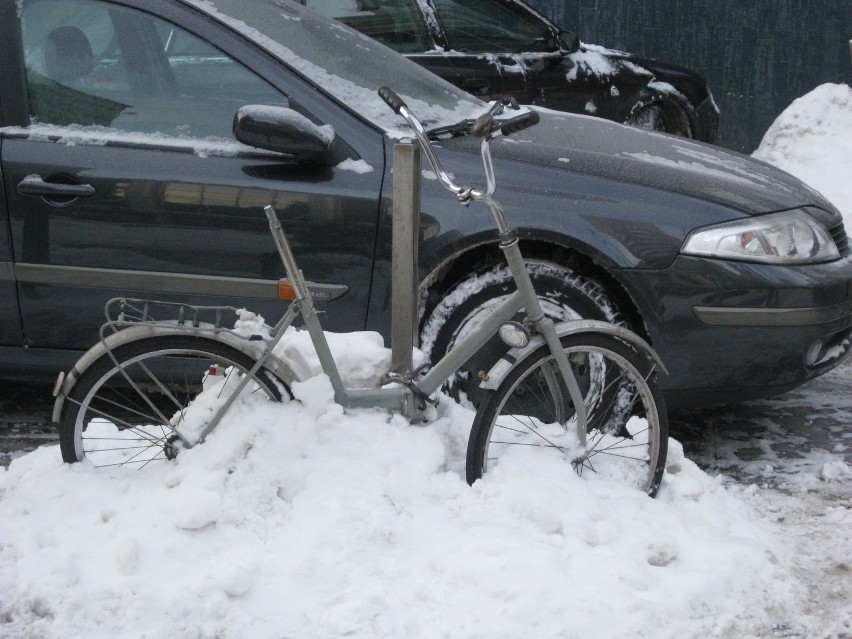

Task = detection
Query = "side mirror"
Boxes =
[558,30,580,54]
[233,105,335,161]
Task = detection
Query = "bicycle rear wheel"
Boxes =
[58,335,287,469]
[466,333,667,496]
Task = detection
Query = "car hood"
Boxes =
[479,109,830,215]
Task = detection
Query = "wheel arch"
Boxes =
[419,236,651,344]
[625,87,697,138]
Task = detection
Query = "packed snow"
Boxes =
[1,87,851,638]
[753,82,852,231]
[0,332,815,639]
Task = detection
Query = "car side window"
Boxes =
[304,0,431,54]
[431,0,555,54]
[20,0,289,140]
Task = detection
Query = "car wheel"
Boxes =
[420,260,626,407]
[626,104,666,132]
[626,103,692,138]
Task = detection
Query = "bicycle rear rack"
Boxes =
[102,297,267,342]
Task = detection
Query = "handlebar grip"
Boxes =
[500,110,540,136]
[378,86,408,114]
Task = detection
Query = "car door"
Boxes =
[0,142,26,350]
[0,0,385,352]
[0,2,25,350]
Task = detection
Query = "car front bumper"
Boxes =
[619,251,852,408]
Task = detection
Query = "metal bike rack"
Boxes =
[390,138,421,375]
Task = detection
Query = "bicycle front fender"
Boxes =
[51,324,308,423]
[478,319,667,391]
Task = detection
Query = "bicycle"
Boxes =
[53,88,669,496]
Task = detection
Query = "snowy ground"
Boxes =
[0,85,850,639]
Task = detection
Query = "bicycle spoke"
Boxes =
[60,339,284,471]
[469,337,666,496]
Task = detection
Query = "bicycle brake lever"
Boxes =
[487,97,520,118]
[470,113,498,138]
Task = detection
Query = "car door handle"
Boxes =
[17,175,96,198]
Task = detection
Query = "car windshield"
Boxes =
[432,0,557,54]
[303,0,433,54]
[184,0,485,135]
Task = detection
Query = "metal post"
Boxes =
[391,139,421,375]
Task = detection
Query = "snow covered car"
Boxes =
[0,0,850,408]
[302,0,719,142]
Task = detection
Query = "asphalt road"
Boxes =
[0,380,55,469]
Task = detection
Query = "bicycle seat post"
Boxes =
[265,205,309,300]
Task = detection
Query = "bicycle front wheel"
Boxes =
[58,335,287,469]
[466,333,668,496]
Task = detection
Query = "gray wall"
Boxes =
[525,0,852,153]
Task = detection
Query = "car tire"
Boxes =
[420,259,625,406]
[626,102,692,138]
[58,335,287,468]
[626,104,666,132]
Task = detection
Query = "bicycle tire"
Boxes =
[466,333,668,496]
[58,335,287,469]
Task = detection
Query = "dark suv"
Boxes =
[0,0,849,408]
[303,0,719,142]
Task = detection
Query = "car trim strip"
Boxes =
[693,302,852,327]
[14,263,281,299]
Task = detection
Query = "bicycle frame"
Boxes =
[57,97,626,449]
[260,97,590,444]
[52,90,668,491]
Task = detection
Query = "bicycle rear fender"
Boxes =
[478,320,668,391]
[52,324,308,423]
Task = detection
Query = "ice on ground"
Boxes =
[821,459,852,482]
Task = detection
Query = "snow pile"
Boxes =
[0,332,811,639]
[753,83,852,229]
[821,459,852,482]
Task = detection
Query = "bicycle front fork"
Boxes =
[498,227,589,445]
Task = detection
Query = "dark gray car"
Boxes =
[0,0,849,408]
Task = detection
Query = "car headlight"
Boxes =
[681,210,841,264]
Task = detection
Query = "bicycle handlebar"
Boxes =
[468,110,540,139]
[378,86,407,114]
[499,110,540,136]
[378,86,539,206]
